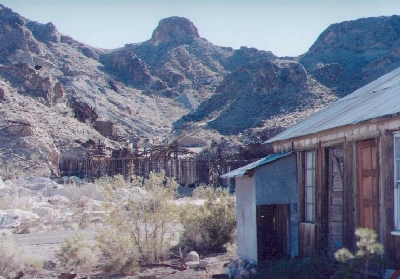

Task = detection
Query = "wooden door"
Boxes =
[328,148,344,255]
[357,140,379,231]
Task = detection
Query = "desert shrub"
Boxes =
[62,182,102,207]
[0,195,13,210]
[0,161,24,180]
[96,226,139,275]
[191,183,210,199]
[180,186,236,254]
[334,227,385,279]
[56,233,98,275]
[14,217,41,234]
[96,172,180,274]
[0,241,41,278]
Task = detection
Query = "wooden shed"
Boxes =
[266,66,400,267]
[221,152,298,264]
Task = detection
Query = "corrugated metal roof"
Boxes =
[220,151,293,178]
[266,66,400,143]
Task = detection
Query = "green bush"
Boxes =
[180,186,236,253]
[96,172,180,275]
[96,226,139,275]
[56,233,98,275]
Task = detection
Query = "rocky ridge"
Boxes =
[1,4,400,177]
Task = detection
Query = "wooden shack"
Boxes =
[221,152,298,264]
[265,67,400,267]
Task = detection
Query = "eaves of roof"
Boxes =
[220,151,293,178]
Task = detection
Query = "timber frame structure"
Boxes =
[59,140,258,186]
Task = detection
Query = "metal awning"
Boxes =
[220,151,293,178]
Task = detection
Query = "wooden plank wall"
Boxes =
[299,222,316,256]
[343,141,355,250]
[381,129,397,265]
[276,204,290,256]
[272,117,400,265]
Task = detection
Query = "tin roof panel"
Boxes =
[220,151,293,178]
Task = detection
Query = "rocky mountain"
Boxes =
[301,15,400,96]
[1,4,400,178]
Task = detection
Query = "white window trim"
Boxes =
[305,150,316,223]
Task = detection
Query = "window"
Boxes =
[305,150,316,223]
[394,135,400,230]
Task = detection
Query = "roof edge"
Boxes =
[220,151,293,178]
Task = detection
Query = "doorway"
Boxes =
[327,148,344,255]
[257,204,289,261]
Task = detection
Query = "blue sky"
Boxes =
[2,0,400,56]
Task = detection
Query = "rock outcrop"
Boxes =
[0,5,37,65]
[301,15,400,96]
[0,62,65,106]
[26,21,61,43]
[104,49,167,90]
[150,16,200,45]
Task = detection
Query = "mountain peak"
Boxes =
[150,16,200,45]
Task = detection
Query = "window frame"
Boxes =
[304,150,316,223]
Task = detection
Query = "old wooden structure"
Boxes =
[263,67,400,267]
[59,141,251,186]
[221,152,298,264]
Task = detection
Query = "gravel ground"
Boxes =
[1,228,233,279]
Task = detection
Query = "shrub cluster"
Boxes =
[180,185,236,253]
[56,233,98,275]
[56,175,237,277]
[96,172,180,275]
[0,241,41,278]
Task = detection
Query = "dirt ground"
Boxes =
[2,229,233,279]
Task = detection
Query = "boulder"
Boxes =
[0,209,39,230]
[185,251,200,263]
[47,195,70,206]
[0,177,8,190]
[226,257,256,279]
[150,16,200,45]
[42,260,57,270]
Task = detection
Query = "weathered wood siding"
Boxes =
[327,148,344,255]
[299,222,316,256]
[60,157,249,185]
[271,116,400,266]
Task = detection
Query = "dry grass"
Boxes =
[0,240,42,278]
